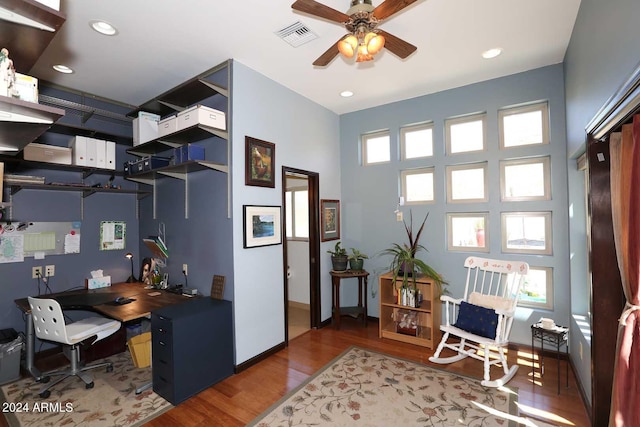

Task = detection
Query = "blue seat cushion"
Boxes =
[454,301,498,339]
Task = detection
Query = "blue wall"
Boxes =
[339,64,570,346]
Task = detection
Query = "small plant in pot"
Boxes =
[381,211,447,297]
[348,248,368,271]
[327,241,348,271]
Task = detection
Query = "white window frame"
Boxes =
[446,162,488,203]
[445,113,487,155]
[499,102,549,149]
[362,130,391,165]
[500,156,551,201]
[401,167,435,205]
[501,211,552,255]
[446,212,490,253]
[519,266,554,310]
[400,122,434,160]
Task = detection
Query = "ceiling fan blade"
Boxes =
[373,0,418,20]
[377,29,417,59]
[313,40,341,66]
[291,0,350,23]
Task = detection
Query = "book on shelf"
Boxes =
[143,235,168,259]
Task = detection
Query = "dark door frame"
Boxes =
[282,166,321,344]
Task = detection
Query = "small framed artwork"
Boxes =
[243,205,282,248]
[245,136,275,188]
[321,199,340,242]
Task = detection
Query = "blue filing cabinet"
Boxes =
[151,298,233,405]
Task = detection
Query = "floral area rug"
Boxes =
[0,351,171,427]
[248,346,520,427]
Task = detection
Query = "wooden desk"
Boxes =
[330,270,369,330]
[15,282,192,380]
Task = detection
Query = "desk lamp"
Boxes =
[125,253,136,283]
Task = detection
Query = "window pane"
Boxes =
[503,110,543,147]
[502,212,552,254]
[405,172,434,202]
[403,126,433,159]
[448,213,488,252]
[364,133,390,164]
[294,190,309,238]
[519,267,553,309]
[450,167,485,201]
[285,192,293,238]
[449,119,484,153]
[502,157,550,201]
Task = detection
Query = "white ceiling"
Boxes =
[29,0,581,115]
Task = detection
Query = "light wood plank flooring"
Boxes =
[148,317,590,426]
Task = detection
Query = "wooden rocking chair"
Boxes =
[429,256,529,387]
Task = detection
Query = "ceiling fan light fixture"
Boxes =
[356,44,374,63]
[338,35,358,58]
[364,32,385,55]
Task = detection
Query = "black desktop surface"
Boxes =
[47,292,119,309]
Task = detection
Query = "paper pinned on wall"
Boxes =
[0,234,25,263]
[100,221,126,251]
[64,233,80,254]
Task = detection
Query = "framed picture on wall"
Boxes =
[245,136,275,188]
[321,199,340,241]
[243,205,282,248]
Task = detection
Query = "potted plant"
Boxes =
[381,211,447,298]
[348,248,368,271]
[327,241,348,271]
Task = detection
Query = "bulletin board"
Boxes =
[0,221,81,263]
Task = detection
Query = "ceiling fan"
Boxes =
[291,0,418,66]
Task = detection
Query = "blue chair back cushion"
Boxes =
[454,301,498,339]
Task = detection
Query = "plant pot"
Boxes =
[331,255,349,271]
[398,260,414,277]
[349,258,364,271]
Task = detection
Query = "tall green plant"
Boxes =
[381,211,447,296]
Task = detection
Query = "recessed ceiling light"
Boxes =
[53,64,74,74]
[89,20,118,36]
[340,90,354,98]
[482,48,502,59]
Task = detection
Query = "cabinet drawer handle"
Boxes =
[159,376,168,383]
[158,328,165,333]
[159,341,166,346]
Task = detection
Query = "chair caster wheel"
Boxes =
[86,382,94,389]
[106,365,113,373]
[39,376,51,383]
[39,390,51,398]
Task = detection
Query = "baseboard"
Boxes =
[235,342,286,374]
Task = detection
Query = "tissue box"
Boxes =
[86,276,111,289]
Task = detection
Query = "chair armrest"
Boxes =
[440,295,463,305]
[495,309,514,317]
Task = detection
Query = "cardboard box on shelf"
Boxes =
[13,73,38,103]
[176,105,226,132]
[133,112,160,146]
[23,143,72,165]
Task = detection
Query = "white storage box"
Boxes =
[133,112,160,146]
[158,115,177,138]
[69,135,89,166]
[14,73,38,103]
[176,105,226,132]
[23,143,72,165]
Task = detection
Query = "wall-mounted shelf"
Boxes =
[126,160,228,185]
[6,182,150,199]
[0,97,65,153]
[127,124,228,157]
[0,155,122,179]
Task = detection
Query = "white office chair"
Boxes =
[27,296,122,398]
[429,257,529,387]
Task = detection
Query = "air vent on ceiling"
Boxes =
[275,21,318,47]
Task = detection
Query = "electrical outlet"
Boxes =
[32,266,43,279]
[45,265,55,277]
[182,264,188,276]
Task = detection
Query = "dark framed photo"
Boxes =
[245,136,275,188]
[321,199,340,242]
[243,205,282,248]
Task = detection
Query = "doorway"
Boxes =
[282,167,320,344]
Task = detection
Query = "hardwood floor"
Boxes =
[148,317,590,427]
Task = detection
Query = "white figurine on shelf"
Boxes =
[0,48,17,98]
